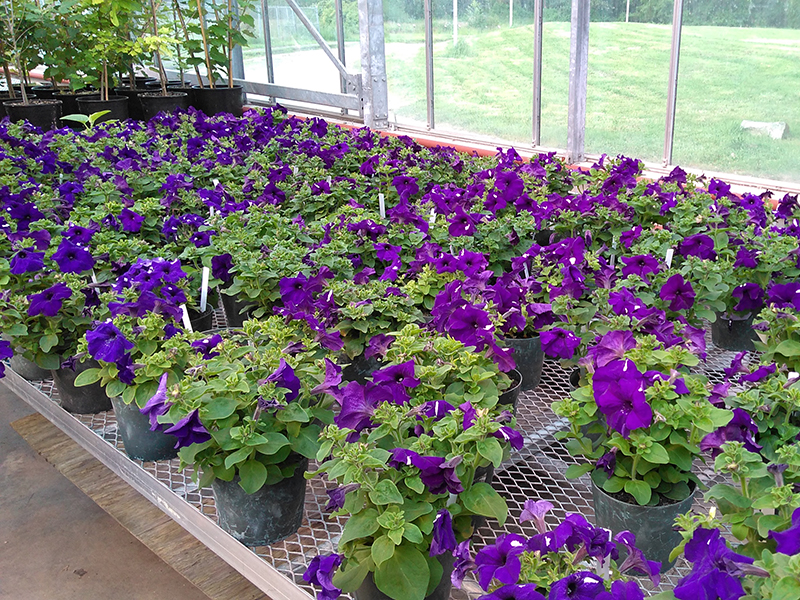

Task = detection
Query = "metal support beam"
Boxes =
[357,0,389,128]
[261,0,275,85]
[567,0,590,163]
[424,0,435,129]
[232,0,246,102]
[335,0,347,106]
[663,0,684,166]
[284,0,350,80]
[531,0,544,146]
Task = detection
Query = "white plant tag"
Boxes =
[379,193,385,219]
[293,166,299,176]
[429,208,436,224]
[199,267,210,312]
[209,206,216,218]
[181,304,193,332]
[665,248,674,268]
[91,270,98,284]
[523,263,530,279]
[326,175,332,185]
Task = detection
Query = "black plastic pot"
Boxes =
[592,480,696,572]
[76,95,129,122]
[53,90,96,119]
[167,85,197,109]
[354,553,454,600]
[711,313,757,352]
[192,85,244,117]
[220,292,255,328]
[30,85,55,99]
[145,79,187,90]
[113,87,148,120]
[110,396,178,461]
[498,369,523,412]
[139,92,189,120]
[342,353,381,384]
[9,352,51,381]
[212,458,308,546]
[3,99,62,132]
[535,229,556,245]
[503,337,544,391]
[52,359,112,414]
[189,305,215,332]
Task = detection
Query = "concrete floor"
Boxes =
[0,384,209,600]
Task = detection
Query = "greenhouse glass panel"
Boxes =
[672,0,800,182]
[539,0,569,149]
[583,0,672,162]
[383,0,428,128]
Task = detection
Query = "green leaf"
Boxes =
[73,368,102,387]
[332,559,370,593]
[39,333,58,353]
[425,555,443,596]
[565,463,594,479]
[775,339,800,357]
[224,447,253,470]
[460,482,508,525]
[371,534,395,566]
[238,460,267,494]
[773,577,800,600]
[289,425,321,459]
[643,442,670,464]
[705,484,751,509]
[756,514,786,539]
[253,432,291,455]
[374,544,429,600]
[339,509,380,545]
[624,480,652,505]
[106,379,127,399]
[368,480,404,506]
[476,438,504,468]
[201,397,239,420]
[402,522,423,543]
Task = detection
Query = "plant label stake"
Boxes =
[665,248,674,268]
[326,175,332,185]
[181,304,193,332]
[293,166,299,176]
[524,263,530,279]
[91,270,98,284]
[429,208,436,224]
[209,206,216,218]
[379,193,385,219]
[200,266,210,312]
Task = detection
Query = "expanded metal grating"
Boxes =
[8,315,752,599]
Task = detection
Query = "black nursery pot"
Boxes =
[189,305,215,332]
[52,359,112,414]
[498,368,523,412]
[113,87,148,120]
[139,92,189,120]
[211,458,308,546]
[220,292,255,328]
[192,85,244,117]
[342,353,381,384]
[711,313,757,352]
[3,99,63,132]
[76,95,129,122]
[503,337,544,391]
[110,396,178,462]
[167,85,197,108]
[9,352,51,381]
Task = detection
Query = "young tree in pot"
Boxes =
[154,317,334,546]
[552,331,734,572]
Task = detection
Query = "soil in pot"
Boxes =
[3,99,63,132]
[592,479,696,572]
[212,458,308,546]
[498,368,523,413]
[354,552,454,600]
[711,313,757,352]
[145,79,187,90]
[192,85,244,117]
[139,92,189,120]
[110,396,178,461]
[503,337,544,391]
[52,359,113,414]
[76,95,129,122]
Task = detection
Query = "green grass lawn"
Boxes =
[382,21,800,182]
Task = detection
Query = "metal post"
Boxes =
[663,0,684,166]
[424,0,435,129]
[531,0,543,146]
[335,0,347,113]
[567,0,590,164]
[357,0,389,128]
[453,0,458,47]
[261,0,274,85]
[232,0,246,101]
[510,0,514,28]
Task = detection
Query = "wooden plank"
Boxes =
[12,412,267,600]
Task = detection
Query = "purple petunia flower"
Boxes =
[447,305,495,349]
[769,507,800,555]
[372,360,420,388]
[364,333,395,359]
[374,242,401,262]
[64,224,96,245]
[540,328,581,360]
[0,340,13,378]
[548,572,605,600]
[596,449,618,479]
[732,283,764,313]
[619,226,642,249]
[448,206,482,237]
[734,247,758,269]
[768,282,800,310]
[388,448,464,495]
[679,234,716,260]
[140,373,172,431]
[519,499,553,534]
[739,363,777,383]
[698,408,761,457]
[303,554,343,600]
[334,381,376,431]
[267,358,301,402]
[9,248,45,274]
[27,282,72,317]
[190,230,216,248]
[86,321,135,363]
[477,585,545,600]
[191,334,223,360]
[311,358,343,396]
[325,483,359,511]
[598,580,646,600]
[593,359,652,438]
[474,533,527,590]
[584,330,636,368]
[659,274,695,311]
[621,255,660,281]
[52,239,95,273]
[430,509,457,556]
[452,539,476,588]
[211,253,234,283]
[614,531,661,587]
[119,208,144,233]
[163,409,212,449]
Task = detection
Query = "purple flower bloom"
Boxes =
[86,321,135,363]
[190,230,216,248]
[614,531,661,587]
[211,254,234,283]
[140,374,172,431]
[732,283,764,313]
[723,352,749,380]
[448,206,482,237]
[548,571,605,600]
[374,242,402,262]
[733,247,758,269]
[674,528,754,600]
[420,400,455,420]
[64,224,96,245]
[302,554,342,600]
[493,425,525,450]
[679,234,716,260]
[163,408,212,449]
[191,334,223,360]
[619,226,642,249]
[478,585,545,600]
[311,358,343,396]
[52,239,95,274]
[769,507,800,555]
[474,533,527,590]
[267,358,301,402]
[699,408,761,457]
[430,509,457,556]
[372,360,420,388]
[519,499,553,534]
[585,330,636,368]
[597,580,645,600]
[621,255,660,281]
[596,449,617,478]
[739,363,777,383]
[540,329,581,360]
[9,248,45,274]
[119,208,144,233]
[27,283,72,317]
[593,359,652,438]
[334,381,376,431]
[0,340,13,378]
[325,483,359,511]
[659,274,696,311]
[364,333,395,359]
[447,305,495,349]
[388,449,464,495]
[452,539,476,588]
